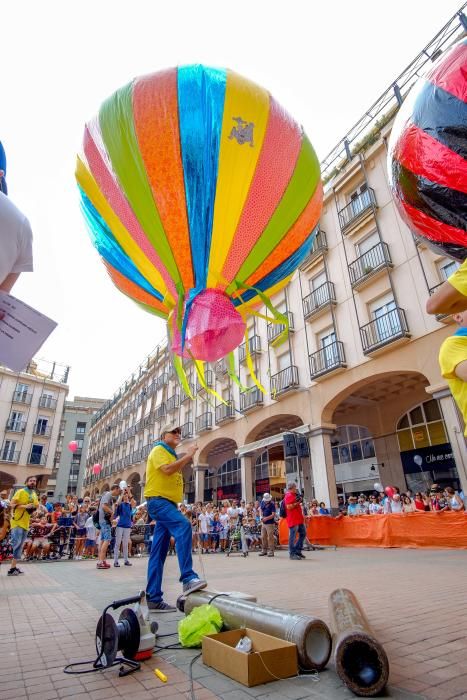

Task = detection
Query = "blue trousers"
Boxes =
[146,497,198,603]
[288,523,306,556]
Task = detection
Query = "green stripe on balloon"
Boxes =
[128,299,168,320]
[98,82,181,286]
[226,135,320,291]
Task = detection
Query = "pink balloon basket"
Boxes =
[170,289,246,362]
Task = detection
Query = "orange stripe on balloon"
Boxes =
[242,181,323,288]
[220,97,302,287]
[104,261,170,317]
[133,70,194,290]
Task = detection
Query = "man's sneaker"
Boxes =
[147,600,177,612]
[258,552,267,557]
[290,554,302,560]
[182,578,208,595]
[297,553,306,559]
[267,552,275,557]
[114,562,120,567]
[7,567,23,576]
[124,561,132,566]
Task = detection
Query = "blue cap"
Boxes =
[0,142,7,195]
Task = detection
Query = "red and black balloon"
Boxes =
[388,38,467,261]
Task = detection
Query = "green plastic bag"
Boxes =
[178,604,223,648]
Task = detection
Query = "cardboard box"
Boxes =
[202,627,298,687]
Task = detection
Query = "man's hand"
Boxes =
[187,444,199,458]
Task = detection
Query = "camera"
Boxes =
[295,492,303,504]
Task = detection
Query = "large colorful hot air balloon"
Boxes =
[388,39,467,261]
[76,65,322,389]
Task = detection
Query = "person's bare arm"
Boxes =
[0,272,20,294]
[454,360,467,382]
[160,445,198,475]
[426,281,467,315]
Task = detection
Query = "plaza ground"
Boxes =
[1,547,467,700]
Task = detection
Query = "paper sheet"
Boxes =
[0,292,57,372]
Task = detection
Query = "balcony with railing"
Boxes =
[180,422,194,440]
[428,282,454,323]
[166,394,180,412]
[28,452,47,466]
[156,373,168,390]
[240,388,264,412]
[141,443,152,460]
[214,359,228,377]
[215,401,235,424]
[267,311,294,344]
[360,307,410,355]
[39,395,58,410]
[300,227,328,269]
[12,391,32,405]
[338,187,377,233]
[154,403,167,421]
[303,281,336,320]
[5,420,26,433]
[239,335,262,363]
[270,365,300,397]
[309,341,347,380]
[0,450,20,463]
[34,425,52,437]
[180,385,195,403]
[348,242,393,289]
[196,370,214,393]
[196,412,213,433]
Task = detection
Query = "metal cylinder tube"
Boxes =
[328,589,389,697]
[178,590,332,671]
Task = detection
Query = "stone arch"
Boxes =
[83,490,91,498]
[0,470,15,493]
[102,482,110,493]
[127,472,142,502]
[244,413,304,445]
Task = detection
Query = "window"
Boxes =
[40,392,56,409]
[356,231,379,256]
[310,270,327,292]
[1,440,17,461]
[219,458,241,486]
[14,383,30,402]
[29,444,45,465]
[76,422,86,435]
[438,259,459,281]
[331,425,376,465]
[370,296,401,341]
[277,352,291,372]
[349,183,369,215]
[8,411,24,430]
[397,399,447,451]
[35,418,49,435]
[319,328,338,368]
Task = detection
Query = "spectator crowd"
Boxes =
[0,480,464,574]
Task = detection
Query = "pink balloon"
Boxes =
[171,289,246,362]
[385,486,395,498]
[68,441,78,453]
[92,464,101,475]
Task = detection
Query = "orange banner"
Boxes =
[279,512,467,549]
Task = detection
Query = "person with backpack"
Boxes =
[258,493,276,557]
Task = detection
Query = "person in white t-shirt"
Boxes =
[0,144,34,299]
[198,509,211,553]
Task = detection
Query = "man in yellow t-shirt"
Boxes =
[8,476,39,575]
[439,310,467,436]
[145,423,206,612]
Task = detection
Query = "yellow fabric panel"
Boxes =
[439,335,467,436]
[76,157,174,308]
[144,444,183,502]
[207,71,270,288]
[234,275,292,313]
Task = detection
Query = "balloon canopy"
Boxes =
[388,39,467,261]
[76,65,322,368]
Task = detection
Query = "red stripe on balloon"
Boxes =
[83,123,177,299]
[424,41,467,103]
[220,96,302,286]
[133,70,194,290]
[398,199,466,247]
[394,123,467,194]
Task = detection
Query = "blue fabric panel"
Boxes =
[79,188,164,302]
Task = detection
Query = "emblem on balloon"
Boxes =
[76,65,322,397]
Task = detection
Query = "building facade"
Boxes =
[84,13,467,506]
[0,359,69,492]
[50,396,107,501]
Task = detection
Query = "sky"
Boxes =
[1,0,463,399]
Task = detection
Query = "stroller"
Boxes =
[225,521,249,557]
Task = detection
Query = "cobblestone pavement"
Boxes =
[1,547,467,699]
